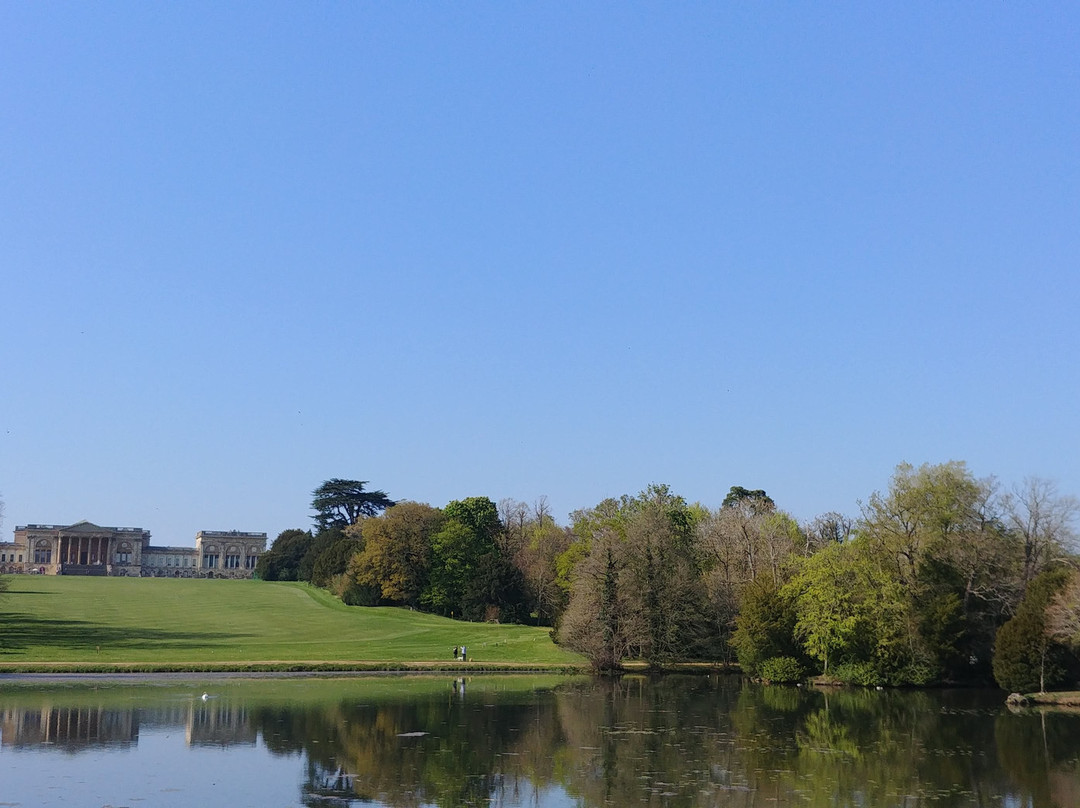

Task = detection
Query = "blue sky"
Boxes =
[2,3,1078,545]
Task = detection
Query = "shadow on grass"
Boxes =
[0,613,252,654]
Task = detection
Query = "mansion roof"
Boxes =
[17,521,148,534]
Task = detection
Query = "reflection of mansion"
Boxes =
[0,701,256,750]
[1,521,266,578]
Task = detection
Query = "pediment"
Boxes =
[62,520,108,533]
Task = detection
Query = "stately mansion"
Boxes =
[0,521,267,579]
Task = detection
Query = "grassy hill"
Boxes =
[0,576,585,671]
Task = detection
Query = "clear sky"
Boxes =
[2,3,1078,546]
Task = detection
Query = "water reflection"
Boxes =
[0,675,1078,807]
[1,704,137,750]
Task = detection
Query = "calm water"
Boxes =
[0,673,1077,808]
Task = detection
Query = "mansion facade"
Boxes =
[1,521,266,579]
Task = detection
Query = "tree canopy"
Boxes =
[311,479,395,531]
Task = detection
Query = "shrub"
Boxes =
[329,573,381,606]
[832,661,885,687]
[759,656,804,683]
[993,610,1058,693]
[896,661,938,687]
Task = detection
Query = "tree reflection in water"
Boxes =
[1,676,1078,807]
[241,676,1078,808]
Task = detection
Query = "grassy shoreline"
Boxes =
[1009,690,1080,707]
[0,660,588,674]
[0,660,740,675]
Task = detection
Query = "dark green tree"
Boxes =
[310,537,363,588]
[299,527,345,583]
[731,578,801,677]
[443,497,502,544]
[622,485,707,665]
[722,486,776,514]
[311,479,395,531]
[421,497,528,621]
[462,550,529,624]
[993,568,1074,692]
[255,529,313,581]
[422,519,478,616]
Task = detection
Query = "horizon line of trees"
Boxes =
[256,465,1080,690]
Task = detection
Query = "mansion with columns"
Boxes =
[1,521,266,579]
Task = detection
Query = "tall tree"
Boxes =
[703,489,797,589]
[858,462,1024,681]
[781,540,906,679]
[352,502,444,606]
[624,485,706,664]
[421,496,527,622]
[1002,477,1079,587]
[558,485,708,667]
[311,479,395,531]
[558,528,632,671]
[514,510,573,626]
[730,578,800,677]
[859,461,986,590]
[782,543,859,675]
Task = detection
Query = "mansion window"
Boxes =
[245,555,259,569]
[116,552,131,564]
[203,554,219,569]
[225,554,241,569]
[34,547,52,564]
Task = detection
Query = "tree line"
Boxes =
[257,464,1080,689]
[257,479,565,625]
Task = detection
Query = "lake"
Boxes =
[0,673,1076,807]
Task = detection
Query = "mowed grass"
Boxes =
[0,576,585,669]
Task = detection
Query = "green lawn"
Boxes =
[0,576,585,669]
